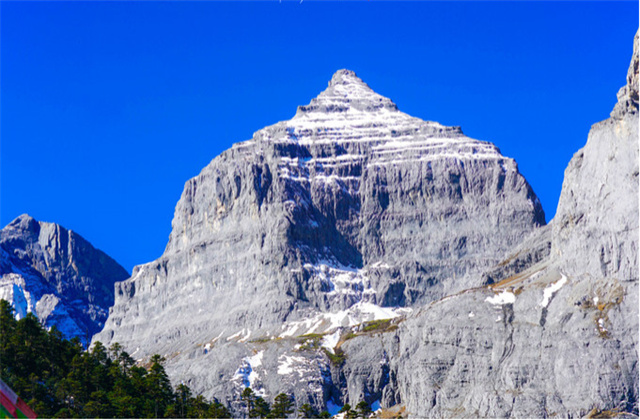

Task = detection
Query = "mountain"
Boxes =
[337,31,639,418]
[0,214,129,345]
[95,70,546,409]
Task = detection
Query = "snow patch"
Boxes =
[370,261,391,269]
[485,290,516,306]
[239,329,252,343]
[233,351,264,394]
[227,328,251,342]
[277,355,308,376]
[279,302,411,338]
[247,351,264,368]
[227,330,243,341]
[321,330,341,354]
[540,274,568,308]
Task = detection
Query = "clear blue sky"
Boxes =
[1,1,637,273]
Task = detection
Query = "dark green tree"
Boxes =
[298,403,317,418]
[251,396,271,418]
[318,410,331,419]
[270,393,294,419]
[175,383,192,418]
[242,387,257,417]
[187,394,210,418]
[339,403,358,419]
[355,401,372,418]
[207,399,231,419]
[145,354,174,418]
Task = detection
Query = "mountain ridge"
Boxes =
[0,213,129,345]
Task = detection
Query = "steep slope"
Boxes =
[337,31,639,418]
[0,214,129,345]
[96,70,544,404]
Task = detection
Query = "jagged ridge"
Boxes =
[0,214,130,344]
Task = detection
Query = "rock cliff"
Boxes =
[0,214,129,344]
[336,31,639,418]
[95,69,545,409]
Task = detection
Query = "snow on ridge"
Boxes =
[227,328,251,342]
[321,330,342,354]
[279,301,411,339]
[279,259,411,338]
[370,261,391,269]
[540,274,568,308]
[368,152,504,168]
[485,290,516,306]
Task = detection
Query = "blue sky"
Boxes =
[1,1,637,272]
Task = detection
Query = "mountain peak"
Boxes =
[327,69,366,87]
[295,69,398,116]
[6,213,38,233]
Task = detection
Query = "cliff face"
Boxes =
[338,31,638,418]
[0,214,129,344]
[95,70,544,408]
[93,31,637,418]
[553,32,639,282]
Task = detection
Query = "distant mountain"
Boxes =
[0,214,129,345]
[96,68,545,411]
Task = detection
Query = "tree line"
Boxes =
[0,299,376,419]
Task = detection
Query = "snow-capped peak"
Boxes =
[295,69,398,116]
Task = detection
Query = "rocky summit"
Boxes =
[92,32,638,418]
[0,214,130,345]
[95,68,548,412]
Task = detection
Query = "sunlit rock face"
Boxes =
[0,214,129,345]
[95,68,544,409]
[341,31,638,418]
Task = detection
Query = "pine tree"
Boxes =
[339,403,358,419]
[0,299,245,419]
[145,354,174,418]
[208,398,231,419]
[242,387,257,417]
[270,393,294,419]
[251,396,271,418]
[298,403,317,418]
[175,383,192,418]
[187,394,209,418]
[355,401,372,418]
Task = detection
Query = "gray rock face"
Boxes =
[334,31,638,418]
[96,70,544,408]
[0,214,129,344]
[553,30,639,282]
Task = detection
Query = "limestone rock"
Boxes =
[335,30,639,418]
[95,69,544,409]
[0,214,129,344]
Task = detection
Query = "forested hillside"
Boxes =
[0,299,378,419]
[0,299,231,418]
